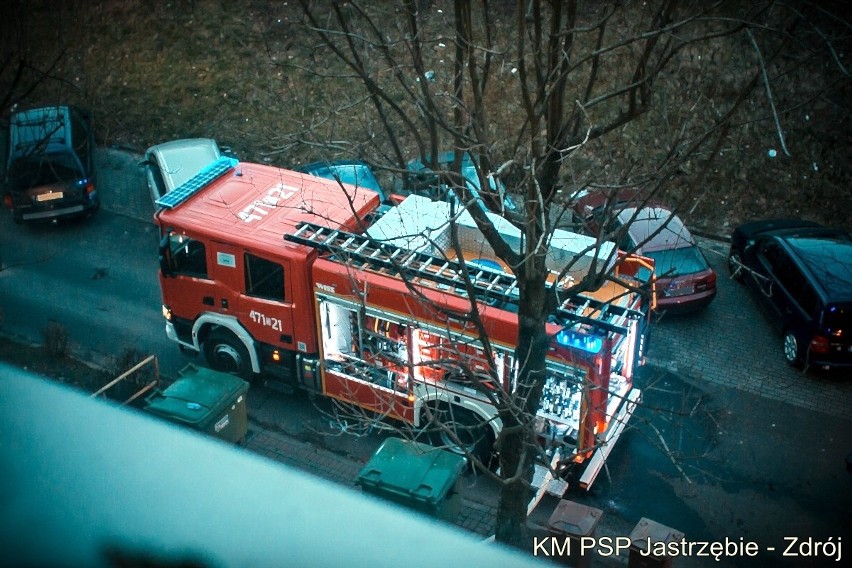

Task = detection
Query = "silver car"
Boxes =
[142,138,224,203]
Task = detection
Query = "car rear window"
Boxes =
[9,151,84,191]
[645,245,708,278]
[786,236,852,298]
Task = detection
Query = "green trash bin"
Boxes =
[144,364,249,444]
[356,437,467,523]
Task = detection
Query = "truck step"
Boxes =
[531,463,570,497]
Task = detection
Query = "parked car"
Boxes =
[142,138,230,204]
[574,192,716,313]
[296,159,389,203]
[728,219,852,370]
[397,151,521,220]
[3,105,98,223]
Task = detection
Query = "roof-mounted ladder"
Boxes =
[553,294,644,335]
[286,222,521,306]
[287,222,648,335]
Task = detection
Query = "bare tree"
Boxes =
[292,0,849,547]
[0,0,71,117]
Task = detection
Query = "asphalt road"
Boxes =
[0,209,188,376]
[1,147,850,567]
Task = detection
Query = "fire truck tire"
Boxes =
[204,328,252,378]
[428,404,494,466]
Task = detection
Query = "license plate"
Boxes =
[36,191,63,202]
[665,286,694,297]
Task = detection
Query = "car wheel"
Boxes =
[204,328,252,378]
[727,250,744,281]
[783,331,802,367]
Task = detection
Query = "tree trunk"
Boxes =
[494,265,550,547]
[494,411,532,548]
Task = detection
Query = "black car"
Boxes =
[3,105,99,222]
[728,219,852,370]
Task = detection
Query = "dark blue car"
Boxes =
[4,105,99,223]
[728,219,852,370]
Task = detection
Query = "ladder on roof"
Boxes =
[553,294,645,335]
[287,221,648,335]
[155,157,239,209]
[285,221,521,306]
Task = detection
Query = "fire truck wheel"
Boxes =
[429,405,493,466]
[204,328,252,378]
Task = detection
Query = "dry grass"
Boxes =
[9,0,850,235]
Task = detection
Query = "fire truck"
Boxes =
[154,157,653,490]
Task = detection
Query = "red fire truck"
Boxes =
[154,157,653,490]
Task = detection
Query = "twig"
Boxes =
[747,29,790,157]
[648,422,693,484]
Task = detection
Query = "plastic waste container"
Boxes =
[356,437,466,523]
[547,499,603,567]
[144,364,249,444]
[628,517,684,568]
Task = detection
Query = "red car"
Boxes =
[574,193,716,314]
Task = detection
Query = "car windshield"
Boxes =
[411,155,518,214]
[9,151,84,191]
[300,162,388,203]
[468,170,519,213]
[644,245,708,278]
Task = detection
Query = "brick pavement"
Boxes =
[243,425,499,537]
[647,236,852,420]
[96,147,156,223]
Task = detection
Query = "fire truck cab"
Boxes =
[155,157,652,490]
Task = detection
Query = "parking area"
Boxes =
[4,147,848,565]
[648,236,852,419]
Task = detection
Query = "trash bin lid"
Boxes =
[144,364,248,426]
[356,438,466,506]
[547,499,602,537]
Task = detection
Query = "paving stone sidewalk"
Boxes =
[648,237,852,421]
[244,425,498,537]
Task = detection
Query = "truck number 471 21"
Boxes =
[249,310,282,331]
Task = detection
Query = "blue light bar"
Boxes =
[155,157,238,209]
[556,329,603,354]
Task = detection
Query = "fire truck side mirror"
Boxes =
[159,233,173,278]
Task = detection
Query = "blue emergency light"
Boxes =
[556,329,603,354]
